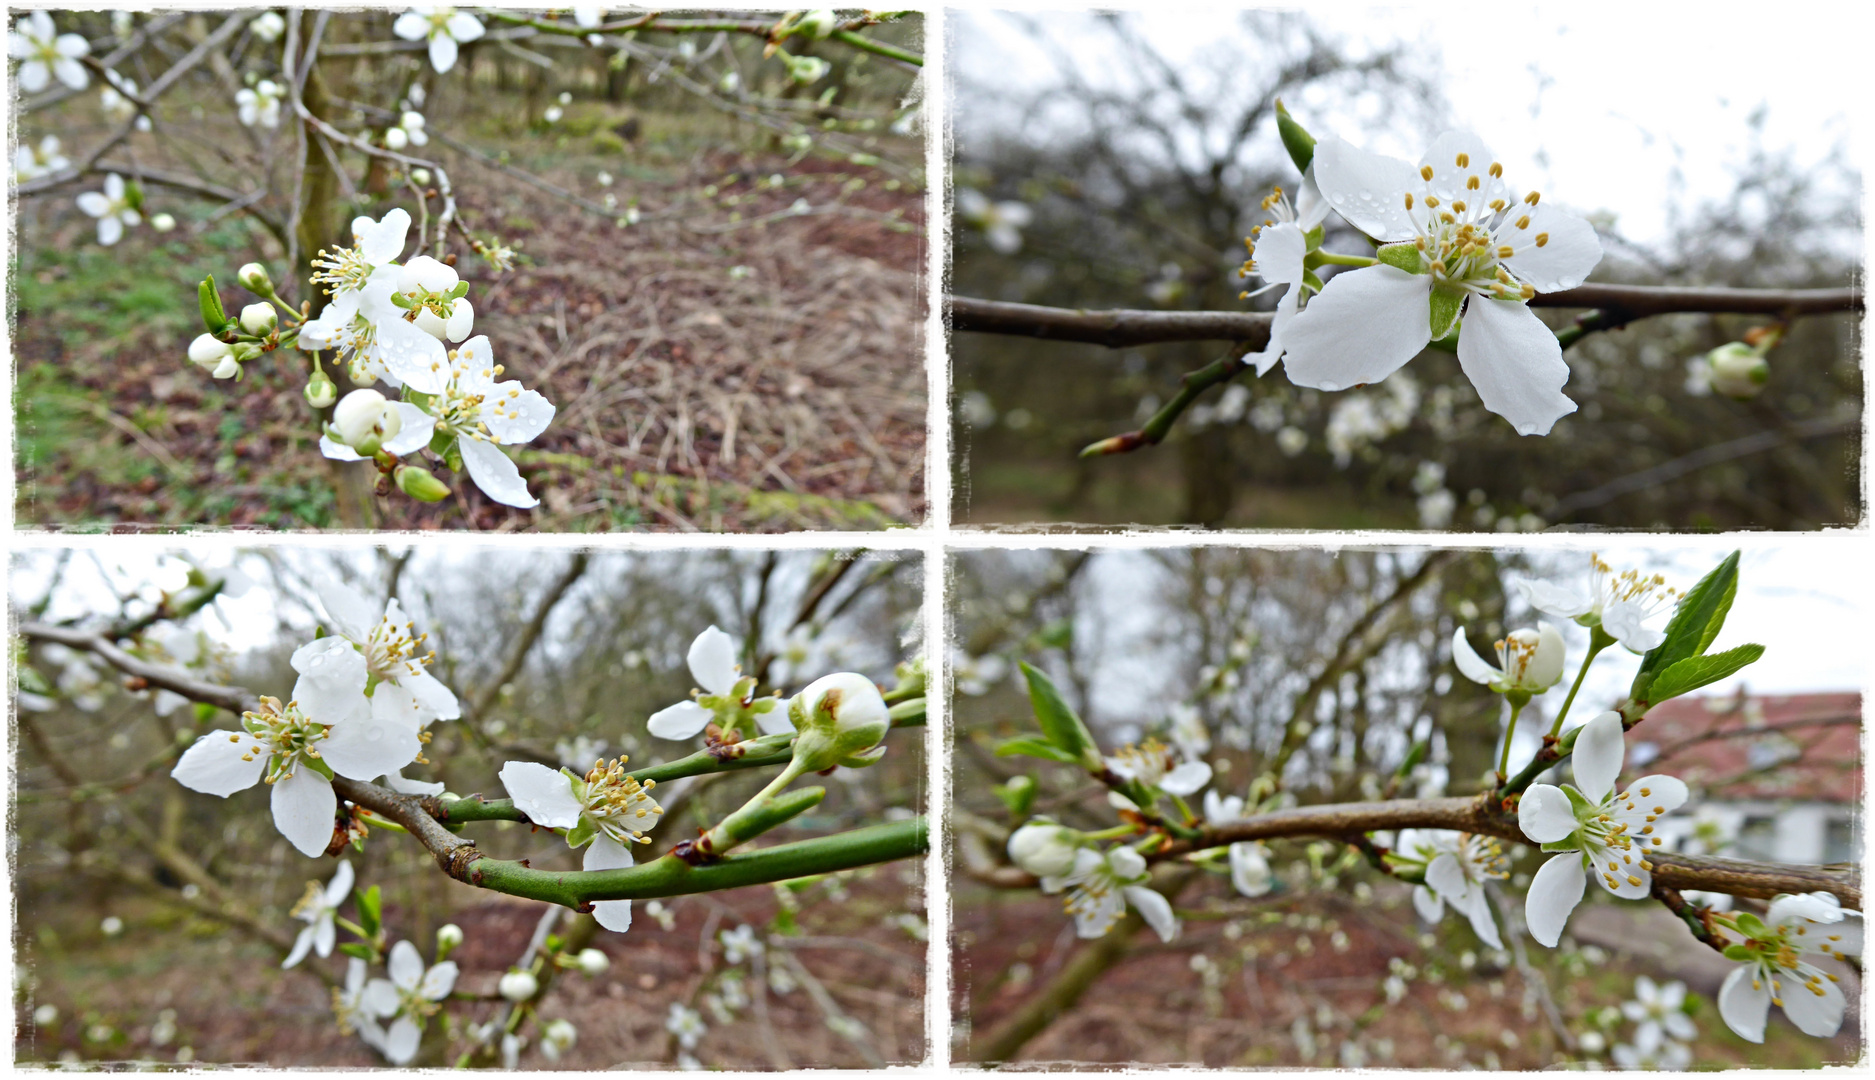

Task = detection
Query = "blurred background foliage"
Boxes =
[12,546,927,1066]
[949,12,1860,529]
[948,547,1860,1066]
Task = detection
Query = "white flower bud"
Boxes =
[385,126,409,151]
[575,948,610,975]
[188,334,233,371]
[236,262,273,294]
[410,167,432,186]
[786,672,890,773]
[239,302,277,335]
[1706,342,1769,400]
[150,213,176,232]
[436,923,464,951]
[304,369,337,409]
[1007,821,1080,878]
[798,9,838,38]
[332,389,401,455]
[498,970,539,1002]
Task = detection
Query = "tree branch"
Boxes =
[948,284,1862,349]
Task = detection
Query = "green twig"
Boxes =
[1080,345,1251,457]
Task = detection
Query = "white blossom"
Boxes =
[1518,712,1688,946]
[665,1002,707,1050]
[282,859,354,968]
[647,626,784,739]
[392,6,484,74]
[1053,846,1178,942]
[956,188,1032,254]
[363,940,459,1064]
[1517,555,1682,653]
[720,924,764,965]
[1007,820,1080,878]
[250,12,287,43]
[498,756,664,932]
[76,173,141,246]
[1283,133,1603,436]
[9,11,90,93]
[1717,891,1861,1043]
[235,80,283,129]
[1452,623,1566,695]
[299,579,460,725]
[1239,175,1329,374]
[1622,975,1697,1045]
[1394,829,1505,949]
[15,134,70,181]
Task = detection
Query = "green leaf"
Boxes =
[1275,100,1316,173]
[337,942,376,962]
[198,276,226,334]
[1017,662,1100,768]
[1646,644,1765,703]
[994,736,1081,765]
[1633,551,1740,703]
[356,884,382,938]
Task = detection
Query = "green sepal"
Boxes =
[1734,912,1769,938]
[995,736,1081,765]
[304,756,336,781]
[886,697,925,726]
[1275,100,1316,173]
[447,281,470,300]
[1560,783,1595,817]
[337,942,377,962]
[1646,644,1766,704]
[1632,551,1740,706]
[1017,662,1102,770]
[1429,284,1465,339]
[403,389,436,410]
[355,884,382,938]
[1427,326,1460,353]
[838,744,889,769]
[1376,243,1423,275]
[389,291,415,309]
[1722,944,1757,962]
[1301,269,1326,294]
[563,816,599,849]
[1539,838,1583,853]
[1304,224,1325,250]
[994,775,1037,818]
[199,276,227,334]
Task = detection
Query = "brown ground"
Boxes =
[953,876,1861,1068]
[17,869,927,1068]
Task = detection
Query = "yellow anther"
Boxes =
[1536,233,1550,248]
[1466,176,1480,191]
[1626,876,1642,886]
[1453,200,1467,213]
[1455,153,1470,167]
[1498,245,1513,258]
[1516,215,1531,230]
[1520,284,1535,300]
[1425,195,1441,208]
[1404,193,1414,210]
[1489,162,1503,178]
[1524,191,1541,205]
[1420,165,1434,181]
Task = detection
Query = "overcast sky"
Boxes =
[950,5,1865,247]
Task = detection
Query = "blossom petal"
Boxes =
[1310,136,1420,241]
[356,208,411,265]
[1567,712,1626,803]
[16,59,49,93]
[363,977,400,1017]
[392,11,430,40]
[382,403,436,457]
[427,32,457,74]
[1451,627,1501,686]
[459,438,537,508]
[1417,131,1509,211]
[1230,843,1272,897]
[76,191,110,217]
[687,625,741,696]
[1455,297,1577,437]
[1412,883,1444,923]
[584,834,635,932]
[753,703,795,736]
[172,730,268,796]
[271,767,338,857]
[420,961,459,1000]
[1072,884,1127,939]
[648,700,714,740]
[383,1017,422,1065]
[1252,222,1309,287]
[399,668,460,722]
[1424,853,1470,906]
[1718,964,1770,1043]
[314,914,337,958]
[1500,202,1603,293]
[1516,579,1593,620]
[1123,885,1179,943]
[375,316,449,394]
[1525,852,1586,947]
[1781,965,1847,1037]
[1160,759,1212,796]
[388,939,425,990]
[321,687,424,780]
[1601,599,1665,653]
[290,637,369,717]
[1461,891,1504,950]
[445,11,484,42]
[1243,282,1298,376]
[282,925,317,969]
[483,385,555,445]
[325,859,356,905]
[498,760,583,828]
[318,581,380,642]
[1280,264,1433,392]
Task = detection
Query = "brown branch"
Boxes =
[463,553,591,723]
[947,283,1862,349]
[20,622,256,716]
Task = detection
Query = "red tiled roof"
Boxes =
[1631,690,1863,803]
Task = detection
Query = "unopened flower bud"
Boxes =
[237,262,273,295]
[239,302,277,335]
[410,167,431,186]
[1706,342,1769,400]
[304,369,337,409]
[150,213,176,232]
[786,672,890,773]
[798,9,837,38]
[394,464,451,502]
[188,333,233,372]
[1007,820,1081,878]
[498,970,539,1002]
[435,923,464,961]
[332,389,401,455]
[788,55,831,85]
[385,126,409,151]
[575,948,610,975]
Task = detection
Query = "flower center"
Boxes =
[1110,738,1173,787]
[289,878,330,919]
[1590,553,1681,617]
[1400,162,1541,302]
[580,756,664,843]
[242,696,329,781]
[364,614,432,683]
[310,245,379,296]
